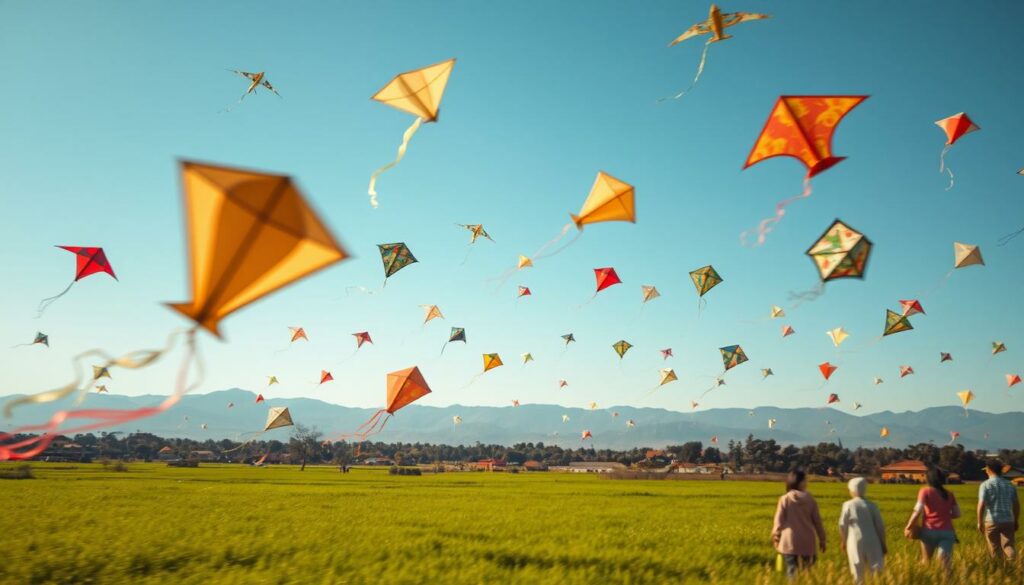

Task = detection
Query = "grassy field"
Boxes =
[0,463,1019,585]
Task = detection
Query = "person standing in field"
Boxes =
[772,468,827,577]
[838,477,886,584]
[904,467,960,576]
[977,459,1019,562]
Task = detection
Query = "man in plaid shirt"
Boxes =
[977,459,1020,561]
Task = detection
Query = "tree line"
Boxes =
[38,427,1022,480]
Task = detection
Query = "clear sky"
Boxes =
[2,1,1023,418]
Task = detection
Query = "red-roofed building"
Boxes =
[477,458,507,471]
[880,460,928,483]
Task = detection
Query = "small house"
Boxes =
[880,460,928,483]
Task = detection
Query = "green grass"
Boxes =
[0,463,1019,584]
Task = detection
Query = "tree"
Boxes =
[289,424,323,471]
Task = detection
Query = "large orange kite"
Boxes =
[742,95,868,245]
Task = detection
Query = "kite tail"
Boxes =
[741,177,813,247]
[534,224,582,261]
[367,117,423,208]
[440,342,448,355]
[3,329,190,417]
[254,452,270,466]
[939,145,954,190]
[0,329,201,461]
[658,39,711,102]
[787,281,826,308]
[36,281,75,317]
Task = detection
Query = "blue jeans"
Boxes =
[783,554,816,577]
[920,529,956,557]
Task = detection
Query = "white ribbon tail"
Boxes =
[367,117,423,208]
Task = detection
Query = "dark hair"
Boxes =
[786,468,807,492]
[985,460,1004,476]
[926,467,949,501]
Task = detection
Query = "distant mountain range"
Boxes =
[2,389,1021,450]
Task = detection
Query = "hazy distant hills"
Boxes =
[2,389,1021,450]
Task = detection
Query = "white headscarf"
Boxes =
[848,476,867,497]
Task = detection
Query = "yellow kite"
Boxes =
[641,285,661,303]
[572,172,636,229]
[368,59,456,208]
[518,255,533,269]
[957,390,974,414]
[168,162,349,337]
[482,353,503,372]
[826,327,849,347]
[659,368,678,386]
[953,242,984,269]
[770,305,785,318]
[420,304,444,324]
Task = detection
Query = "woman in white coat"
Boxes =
[838,477,887,583]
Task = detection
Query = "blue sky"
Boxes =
[2,1,1023,419]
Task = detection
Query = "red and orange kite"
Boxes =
[742,95,868,245]
[38,246,117,314]
[336,366,432,441]
[593,267,622,293]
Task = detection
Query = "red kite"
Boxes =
[320,370,334,384]
[353,331,373,348]
[593,267,622,293]
[660,348,673,360]
[742,96,868,245]
[289,327,308,343]
[517,286,531,298]
[899,365,914,378]
[936,112,979,190]
[256,394,265,403]
[334,366,432,441]
[827,393,840,405]
[819,362,837,381]
[900,299,925,317]
[38,246,117,314]
[1007,374,1021,388]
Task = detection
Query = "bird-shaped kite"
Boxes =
[420,304,444,324]
[93,366,111,380]
[819,362,838,381]
[561,414,570,423]
[641,285,661,304]
[873,377,884,385]
[853,402,862,410]
[826,327,849,347]
[367,59,456,208]
[612,340,633,359]
[581,430,593,441]
[992,342,1007,355]
[38,246,117,315]
[223,70,280,112]
[353,331,373,349]
[379,243,418,285]
[743,96,868,245]
[883,310,913,337]
[562,333,576,346]
[935,112,979,190]
[761,368,773,379]
[441,327,466,354]
[781,325,795,337]
[1006,374,1021,388]
[660,348,674,360]
[953,242,984,269]
[267,376,278,387]
[558,379,569,389]
[768,418,777,430]
[899,365,914,378]
[521,352,534,364]
[512,399,520,407]
[3,161,349,461]
[457,224,493,244]
[664,4,770,100]
[334,366,431,441]
[940,352,952,363]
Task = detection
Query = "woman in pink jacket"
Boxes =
[772,468,827,577]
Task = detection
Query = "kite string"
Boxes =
[367,117,423,208]
[36,281,75,318]
[658,39,712,102]
[741,177,813,247]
